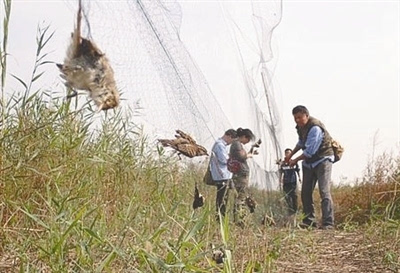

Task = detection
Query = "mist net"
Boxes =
[63,0,283,190]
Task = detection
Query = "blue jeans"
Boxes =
[301,160,334,226]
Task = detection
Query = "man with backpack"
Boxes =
[285,105,335,230]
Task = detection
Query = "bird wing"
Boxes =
[158,137,190,148]
[175,144,199,158]
[175,130,196,144]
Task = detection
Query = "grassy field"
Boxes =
[1,5,399,272]
[0,86,399,272]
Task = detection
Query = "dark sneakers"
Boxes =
[319,225,335,230]
[299,222,335,230]
[298,221,318,229]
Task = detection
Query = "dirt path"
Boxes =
[274,228,397,273]
[1,226,398,272]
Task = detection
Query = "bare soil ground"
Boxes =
[274,228,398,273]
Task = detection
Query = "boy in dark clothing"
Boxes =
[279,148,301,215]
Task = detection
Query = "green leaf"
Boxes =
[19,207,50,230]
[32,71,45,82]
[10,73,27,89]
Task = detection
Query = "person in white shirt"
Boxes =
[210,129,237,220]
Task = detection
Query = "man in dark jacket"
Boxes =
[285,105,335,230]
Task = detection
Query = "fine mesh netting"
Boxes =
[62,0,283,189]
[219,1,283,189]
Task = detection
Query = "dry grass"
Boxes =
[334,180,400,226]
[1,94,398,272]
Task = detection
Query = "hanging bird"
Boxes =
[56,0,119,111]
[174,129,196,144]
[210,244,225,264]
[192,185,205,209]
[245,196,257,213]
[158,130,208,159]
[249,138,262,154]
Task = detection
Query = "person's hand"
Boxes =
[284,154,292,163]
[289,159,297,168]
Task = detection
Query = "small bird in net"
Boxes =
[245,195,257,213]
[56,0,119,111]
[210,244,225,264]
[157,129,208,159]
[249,138,262,155]
[192,184,205,210]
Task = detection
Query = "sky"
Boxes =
[179,0,400,183]
[3,0,400,184]
[274,1,399,183]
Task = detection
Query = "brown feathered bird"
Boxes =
[57,0,119,111]
[192,185,205,209]
[158,130,208,159]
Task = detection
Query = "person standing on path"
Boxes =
[285,105,335,230]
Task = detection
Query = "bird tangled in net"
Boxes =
[245,196,257,213]
[56,0,119,111]
[249,139,262,155]
[210,244,225,264]
[192,185,205,209]
[158,129,208,159]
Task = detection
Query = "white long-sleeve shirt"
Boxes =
[210,138,233,181]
